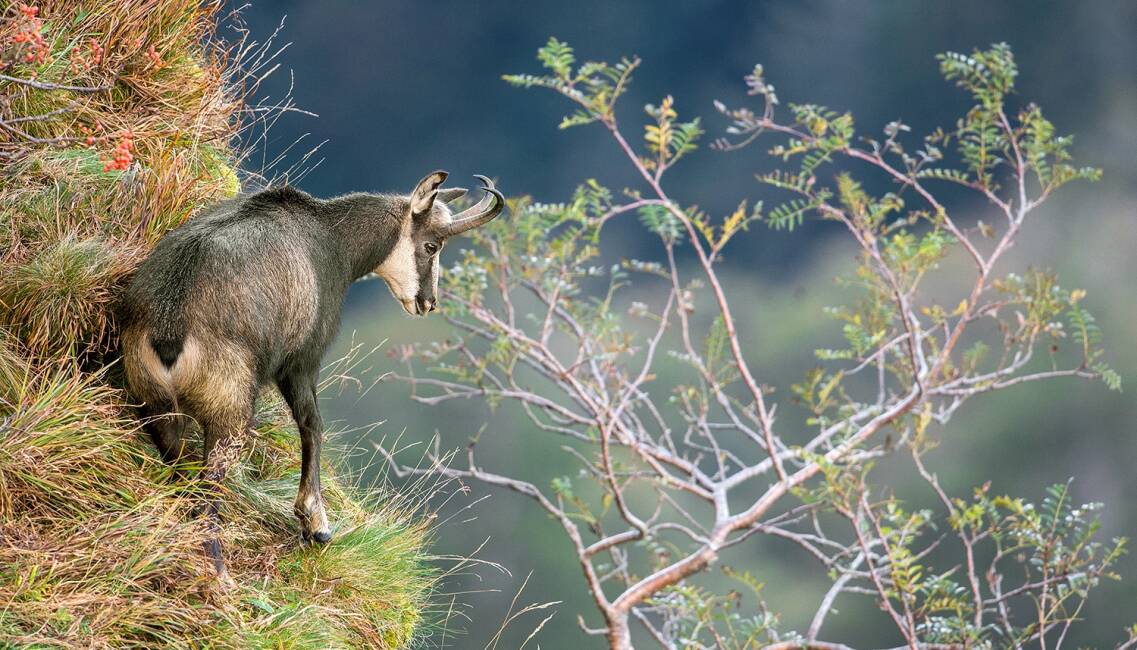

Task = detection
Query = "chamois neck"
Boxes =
[321,193,409,281]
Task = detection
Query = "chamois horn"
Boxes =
[444,175,504,235]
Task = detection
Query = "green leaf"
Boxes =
[537,37,575,78]
[247,598,275,615]
[638,204,683,243]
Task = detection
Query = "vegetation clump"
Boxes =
[0,2,433,647]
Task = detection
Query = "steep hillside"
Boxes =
[0,2,433,647]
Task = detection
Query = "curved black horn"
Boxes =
[445,175,504,236]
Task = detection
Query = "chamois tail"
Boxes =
[144,236,207,368]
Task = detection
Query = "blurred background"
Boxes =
[236,1,1136,646]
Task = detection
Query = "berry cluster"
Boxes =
[144,44,163,69]
[78,120,105,147]
[103,130,134,172]
[3,4,51,70]
[69,38,104,74]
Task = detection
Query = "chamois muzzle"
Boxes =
[444,175,504,236]
[414,295,437,315]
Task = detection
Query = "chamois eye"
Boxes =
[424,242,439,255]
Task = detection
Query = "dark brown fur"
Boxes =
[119,171,501,579]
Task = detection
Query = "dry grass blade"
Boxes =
[483,572,562,650]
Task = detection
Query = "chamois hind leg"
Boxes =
[139,401,190,472]
[183,355,256,587]
[122,327,192,474]
[278,372,331,544]
[196,402,253,586]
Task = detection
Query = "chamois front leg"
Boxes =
[279,373,331,544]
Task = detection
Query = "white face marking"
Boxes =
[374,221,419,315]
[429,204,450,306]
[430,256,440,301]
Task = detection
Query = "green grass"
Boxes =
[0,1,435,647]
[0,237,126,357]
[0,337,434,648]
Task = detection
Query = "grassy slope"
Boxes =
[0,2,433,647]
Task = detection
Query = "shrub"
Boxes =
[383,39,1129,648]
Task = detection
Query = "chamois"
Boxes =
[119,171,503,581]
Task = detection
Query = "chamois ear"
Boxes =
[436,187,468,204]
[410,170,448,215]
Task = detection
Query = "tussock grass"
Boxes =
[0,337,153,520]
[0,237,131,357]
[0,1,434,647]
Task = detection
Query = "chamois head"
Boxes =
[374,170,504,316]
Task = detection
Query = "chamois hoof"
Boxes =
[214,567,238,593]
[301,528,333,545]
